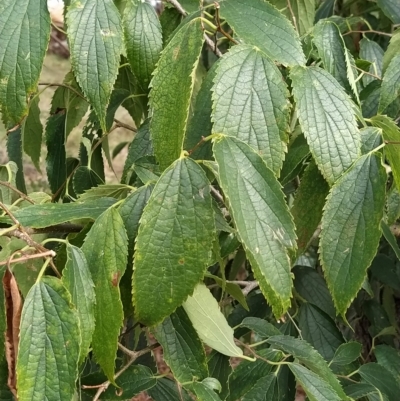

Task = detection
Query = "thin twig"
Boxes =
[227,280,259,296]
[38,82,86,100]
[355,66,382,80]
[0,250,56,267]
[167,0,187,15]
[214,2,239,44]
[343,29,392,37]
[210,186,225,204]
[85,343,161,400]
[113,118,137,133]
[188,136,206,155]
[286,0,299,34]
[0,181,35,204]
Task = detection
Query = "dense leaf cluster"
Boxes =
[1,0,400,400]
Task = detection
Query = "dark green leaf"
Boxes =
[133,158,214,326]
[360,127,382,154]
[212,45,290,175]
[359,38,384,87]
[207,351,232,400]
[152,307,208,383]
[22,96,42,171]
[220,0,306,67]
[289,363,341,401]
[159,7,183,46]
[293,266,335,318]
[358,363,400,401]
[291,161,329,254]
[0,267,5,362]
[330,342,362,366]
[149,18,204,169]
[0,162,17,204]
[6,127,26,193]
[290,65,360,184]
[183,284,244,358]
[67,0,123,130]
[0,197,116,228]
[377,0,400,23]
[213,136,297,317]
[371,115,400,192]
[147,377,192,401]
[267,335,346,399]
[62,244,95,364]
[379,54,400,112]
[381,220,400,260]
[123,0,162,90]
[240,317,281,338]
[78,184,132,202]
[81,208,128,381]
[298,303,343,361]
[387,185,400,225]
[73,166,104,196]
[16,277,80,401]
[241,373,282,401]
[344,383,381,400]
[0,0,50,124]
[370,254,400,291]
[382,29,400,74]
[320,154,386,316]
[288,0,316,36]
[188,382,222,401]
[375,344,400,382]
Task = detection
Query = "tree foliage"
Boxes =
[1,0,400,400]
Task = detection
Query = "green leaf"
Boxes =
[220,0,305,67]
[147,378,193,401]
[16,277,80,401]
[298,303,343,361]
[240,317,281,338]
[379,54,400,112]
[123,0,162,90]
[7,127,26,193]
[377,0,400,23]
[291,161,329,254]
[0,162,17,204]
[359,38,384,87]
[50,71,88,137]
[67,0,123,131]
[267,335,347,399]
[62,244,95,364]
[360,127,382,154]
[382,29,400,74]
[212,45,290,175]
[387,185,400,225]
[78,184,131,202]
[371,115,400,192]
[82,365,156,400]
[207,274,248,310]
[289,0,316,36]
[241,374,280,401]
[289,363,341,401]
[81,208,128,381]
[149,18,204,169]
[152,307,208,383]
[359,363,400,401]
[290,65,360,184]
[133,158,215,326]
[293,266,335,318]
[320,154,386,315]
[207,351,232,400]
[0,197,116,228]
[213,135,296,317]
[344,383,382,400]
[188,382,222,401]
[0,0,50,124]
[22,96,42,171]
[331,342,362,366]
[381,220,400,260]
[182,283,243,358]
[184,62,217,161]
[313,21,351,92]
[45,110,67,197]
[280,133,310,186]
[118,185,153,250]
[0,267,5,362]
[375,345,400,382]
[73,166,104,195]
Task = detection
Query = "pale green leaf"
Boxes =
[371,115,400,192]
[212,45,290,175]
[382,29,400,74]
[359,38,384,86]
[267,335,347,399]
[188,382,222,401]
[0,197,117,228]
[67,0,123,131]
[152,307,208,383]
[149,18,204,169]
[78,184,132,202]
[320,154,386,315]
[0,0,50,124]
[289,363,341,401]
[331,342,362,366]
[220,0,306,67]
[22,96,42,171]
[123,0,162,90]
[289,0,316,36]
[81,208,128,381]
[16,277,80,401]
[183,283,243,358]
[62,244,95,364]
[0,162,18,205]
[133,158,215,326]
[290,65,360,184]
[377,0,400,23]
[213,135,296,317]
[291,161,329,254]
[359,363,400,401]
[379,54,400,112]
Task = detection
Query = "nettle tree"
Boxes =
[1,0,400,400]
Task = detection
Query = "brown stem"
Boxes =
[343,30,392,37]
[286,0,299,34]
[113,118,137,133]
[0,181,35,204]
[214,2,239,44]
[188,136,205,155]
[38,82,86,100]
[0,250,56,267]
